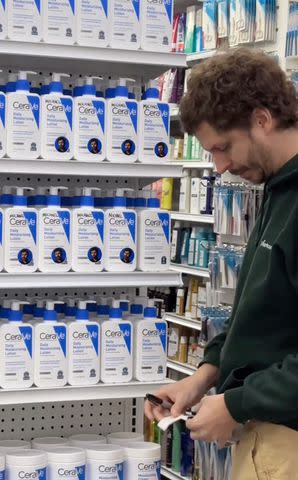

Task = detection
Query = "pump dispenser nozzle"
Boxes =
[115,78,135,98]
[76,300,96,321]
[43,301,64,321]
[16,71,37,92]
[81,76,103,96]
[9,301,30,322]
[49,73,70,94]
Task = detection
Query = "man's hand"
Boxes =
[144,363,219,422]
[186,394,240,448]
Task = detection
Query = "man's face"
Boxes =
[124,250,130,260]
[58,139,65,149]
[91,249,97,259]
[195,120,273,184]
[55,250,62,260]
[125,142,131,153]
[22,251,28,262]
[158,144,164,155]
[91,141,97,151]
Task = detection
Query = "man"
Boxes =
[157,142,166,158]
[90,247,99,263]
[122,248,132,264]
[57,137,66,153]
[123,140,133,155]
[90,138,100,154]
[53,248,64,264]
[20,249,30,265]
[145,48,298,479]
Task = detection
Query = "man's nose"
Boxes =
[213,154,231,175]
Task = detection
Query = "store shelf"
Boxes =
[170,264,210,278]
[0,159,183,179]
[0,380,174,406]
[0,41,186,79]
[187,43,277,65]
[161,466,191,480]
[170,212,214,224]
[0,271,182,289]
[167,360,197,376]
[165,313,201,331]
[169,161,214,170]
[187,49,217,64]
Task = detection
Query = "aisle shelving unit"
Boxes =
[171,212,214,224]
[165,313,201,331]
[170,263,210,279]
[161,466,192,480]
[167,360,197,376]
[170,161,214,170]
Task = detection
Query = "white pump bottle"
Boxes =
[34,301,67,387]
[139,79,170,163]
[101,300,133,383]
[104,188,137,272]
[106,78,138,163]
[0,301,33,389]
[71,187,105,272]
[38,187,71,272]
[74,76,106,162]
[7,71,40,159]
[77,0,109,47]
[4,187,38,273]
[7,0,41,42]
[109,0,141,50]
[68,300,100,386]
[42,0,75,45]
[41,73,73,160]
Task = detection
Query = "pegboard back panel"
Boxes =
[0,288,140,299]
[0,398,140,442]
[0,173,139,191]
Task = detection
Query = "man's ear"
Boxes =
[251,108,273,133]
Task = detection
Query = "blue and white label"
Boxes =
[77,0,109,46]
[0,0,7,40]
[138,210,170,271]
[0,322,33,388]
[7,0,41,41]
[39,209,71,272]
[141,0,173,51]
[124,457,161,480]
[72,209,104,272]
[68,322,100,384]
[74,98,106,161]
[41,95,73,160]
[7,93,40,159]
[5,209,37,272]
[109,0,141,48]
[48,463,85,480]
[43,0,75,44]
[105,208,137,271]
[86,460,124,480]
[34,323,67,387]
[0,92,5,158]
[139,101,169,161]
[101,320,133,382]
[135,319,167,381]
[107,99,138,162]
[6,466,47,480]
[0,469,4,480]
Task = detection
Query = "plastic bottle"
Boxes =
[139,80,170,163]
[68,300,100,386]
[71,187,104,272]
[6,73,17,95]
[45,446,85,480]
[141,0,173,52]
[32,437,69,450]
[69,434,106,448]
[73,76,106,162]
[34,301,67,387]
[0,1,7,40]
[107,432,144,445]
[4,187,38,273]
[0,439,31,454]
[86,444,124,480]
[106,78,138,163]
[6,71,40,159]
[170,221,182,264]
[42,0,75,45]
[179,176,191,213]
[0,301,33,388]
[0,71,6,159]
[104,189,137,272]
[109,0,141,50]
[101,300,133,383]
[134,300,167,381]
[190,177,201,215]
[38,186,71,272]
[77,0,109,47]
[123,442,161,480]
[41,73,73,160]
[97,300,110,323]
[200,169,215,215]
[6,450,47,480]
[0,193,5,272]
[7,0,41,42]
[137,193,170,272]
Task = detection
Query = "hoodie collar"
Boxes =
[267,153,298,191]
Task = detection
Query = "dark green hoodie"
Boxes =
[203,154,298,429]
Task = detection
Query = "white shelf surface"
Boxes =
[0,159,183,179]
[0,380,174,406]
[170,264,210,278]
[0,41,186,79]
[167,360,197,376]
[169,161,214,170]
[187,42,278,65]
[161,466,191,480]
[0,271,182,289]
[165,313,201,331]
[171,212,214,224]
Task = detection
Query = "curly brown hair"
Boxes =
[180,48,298,134]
